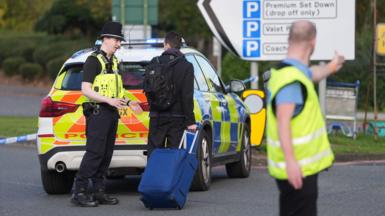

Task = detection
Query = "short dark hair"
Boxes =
[165,31,182,49]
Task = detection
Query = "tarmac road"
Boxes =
[0,84,49,117]
[1,144,385,216]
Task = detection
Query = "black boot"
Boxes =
[93,190,119,205]
[71,191,98,207]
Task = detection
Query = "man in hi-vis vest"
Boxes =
[266,20,345,216]
[71,21,141,207]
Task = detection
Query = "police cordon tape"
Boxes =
[0,134,37,145]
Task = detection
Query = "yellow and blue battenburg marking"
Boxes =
[194,90,249,154]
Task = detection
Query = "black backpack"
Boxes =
[143,56,181,111]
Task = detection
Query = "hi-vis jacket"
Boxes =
[266,66,334,180]
[90,52,125,100]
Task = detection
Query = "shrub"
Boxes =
[46,56,66,80]
[13,42,37,62]
[2,57,26,76]
[19,63,43,80]
[33,45,63,67]
[0,39,22,66]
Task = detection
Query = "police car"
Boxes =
[38,39,253,194]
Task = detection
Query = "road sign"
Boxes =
[197,0,355,61]
[377,23,385,56]
[112,0,158,25]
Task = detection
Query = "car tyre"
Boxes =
[190,130,211,191]
[226,124,251,178]
[41,169,75,194]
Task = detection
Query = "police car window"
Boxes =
[61,65,83,90]
[119,63,146,89]
[195,55,223,93]
[185,55,209,92]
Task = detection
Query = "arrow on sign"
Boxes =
[197,0,240,56]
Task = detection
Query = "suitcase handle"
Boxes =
[178,130,199,154]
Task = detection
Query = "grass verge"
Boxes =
[329,134,385,154]
[0,116,38,137]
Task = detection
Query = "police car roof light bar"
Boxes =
[94,38,188,48]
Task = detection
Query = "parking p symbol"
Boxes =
[243,40,260,57]
[243,20,260,38]
[243,1,260,18]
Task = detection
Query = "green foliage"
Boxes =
[2,56,26,76]
[222,52,250,84]
[0,37,29,64]
[0,0,52,31]
[46,56,66,80]
[19,63,43,80]
[78,0,112,35]
[14,42,38,62]
[0,31,91,80]
[34,0,111,37]
[33,45,63,68]
[35,0,94,36]
[221,52,276,87]
[157,0,211,53]
[0,31,46,64]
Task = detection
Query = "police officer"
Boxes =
[266,20,345,216]
[71,21,141,207]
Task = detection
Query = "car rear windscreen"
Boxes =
[60,63,147,90]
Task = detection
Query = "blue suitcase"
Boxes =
[138,131,199,209]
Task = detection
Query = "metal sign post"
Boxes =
[372,0,378,140]
[213,37,222,77]
[318,62,327,116]
[250,62,258,89]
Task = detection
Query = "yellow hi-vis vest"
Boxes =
[90,52,125,99]
[266,66,334,180]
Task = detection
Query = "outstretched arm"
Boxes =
[311,51,345,82]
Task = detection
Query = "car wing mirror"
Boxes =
[229,80,246,93]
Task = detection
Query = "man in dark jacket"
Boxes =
[147,31,196,156]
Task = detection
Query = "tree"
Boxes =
[35,0,95,36]
[0,0,52,30]
[156,0,211,53]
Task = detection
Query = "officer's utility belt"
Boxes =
[149,112,185,118]
[82,102,117,116]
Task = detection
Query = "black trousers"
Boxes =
[275,174,318,216]
[74,105,119,192]
[147,117,185,157]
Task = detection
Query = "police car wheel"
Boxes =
[225,124,251,178]
[41,169,75,194]
[191,130,211,191]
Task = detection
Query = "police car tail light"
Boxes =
[39,97,79,117]
[139,102,149,111]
